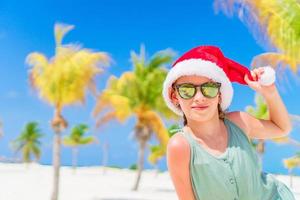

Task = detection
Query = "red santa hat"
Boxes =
[162,45,276,116]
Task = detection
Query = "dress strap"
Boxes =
[176,128,196,146]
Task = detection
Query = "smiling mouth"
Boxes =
[191,106,209,110]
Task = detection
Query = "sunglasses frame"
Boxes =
[173,81,222,99]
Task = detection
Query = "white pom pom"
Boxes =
[258,66,276,86]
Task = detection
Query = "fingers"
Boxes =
[244,73,253,84]
[250,71,257,81]
[245,67,268,93]
[244,73,257,86]
[244,73,259,91]
[251,68,265,81]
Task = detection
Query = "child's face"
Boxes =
[171,75,221,123]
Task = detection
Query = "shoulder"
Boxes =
[167,132,191,166]
[225,111,252,138]
[166,133,197,199]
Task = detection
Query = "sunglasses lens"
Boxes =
[201,82,220,98]
[177,84,196,99]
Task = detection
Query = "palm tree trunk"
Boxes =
[132,140,146,191]
[51,130,61,200]
[102,141,108,175]
[50,106,67,200]
[72,147,78,173]
[289,169,293,188]
[154,163,160,178]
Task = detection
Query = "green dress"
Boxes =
[177,117,295,200]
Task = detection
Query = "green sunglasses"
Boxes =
[173,82,221,99]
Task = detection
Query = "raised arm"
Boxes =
[167,133,197,200]
[227,68,292,140]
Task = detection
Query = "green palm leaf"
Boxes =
[63,123,94,147]
[93,45,178,190]
[11,122,43,162]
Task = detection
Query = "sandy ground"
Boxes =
[0,163,299,200]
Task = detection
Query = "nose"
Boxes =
[193,87,205,100]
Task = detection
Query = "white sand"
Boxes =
[0,163,299,200]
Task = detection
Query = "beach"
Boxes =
[0,163,299,200]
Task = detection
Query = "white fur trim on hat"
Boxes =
[162,59,233,116]
[258,66,276,86]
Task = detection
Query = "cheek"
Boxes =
[177,97,192,108]
[209,100,219,111]
[178,99,191,110]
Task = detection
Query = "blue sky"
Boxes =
[0,0,299,175]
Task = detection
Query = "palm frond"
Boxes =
[63,124,95,147]
[214,0,300,73]
[12,122,43,162]
[54,23,74,47]
[283,156,300,170]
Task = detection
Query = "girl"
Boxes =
[163,46,295,200]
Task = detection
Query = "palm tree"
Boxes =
[11,122,43,163]
[148,124,181,165]
[148,124,181,177]
[101,140,109,175]
[26,23,111,200]
[63,123,95,172]
[93,45,178,190]
[214,0,300,75]
[283,152,300,188]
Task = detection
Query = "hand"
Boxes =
[244,67,277,97]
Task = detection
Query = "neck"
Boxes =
[184,114,224,140]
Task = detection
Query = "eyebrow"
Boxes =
[175,80,216,85]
